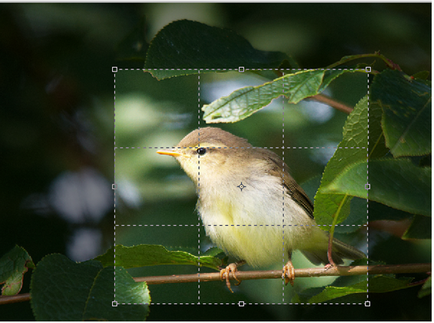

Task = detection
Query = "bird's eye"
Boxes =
[196,147,207,155]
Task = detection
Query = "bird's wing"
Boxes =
[283,173,314,219]
[264,151,314,219]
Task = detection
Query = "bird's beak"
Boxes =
[157,149,182,157]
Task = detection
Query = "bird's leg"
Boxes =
[219,260,246,293]
[326,235,337,270]
[282,250,295,286]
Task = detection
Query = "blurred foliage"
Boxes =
[0,2,431,321]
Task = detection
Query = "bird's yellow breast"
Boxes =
[197,174,320,267]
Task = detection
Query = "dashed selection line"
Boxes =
[197,70,201,302]
[115,146,366,150]
[281,71,286,302]
[115,302,365,306]
[119,67,365,72]
[366,70,371,299]
[115,224,367,227]
[113,66,372,306]
[113,67,117,302]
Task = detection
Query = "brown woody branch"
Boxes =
[0,263,430,305]
[310,93,354,114]
[137,263,431,285]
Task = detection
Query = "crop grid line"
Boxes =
[113,67,117,302]
[197,70,202,302]
[366,71,371,301]
[113,66,370,306]
[115,301,364,306]
[281,70,286,302]
[114,224,368,227]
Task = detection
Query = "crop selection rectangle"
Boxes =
[113,68,370,306]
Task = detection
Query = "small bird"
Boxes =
[157,127,365,292]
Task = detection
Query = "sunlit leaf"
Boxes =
[314,96,368,228]
[95,244,222,270]
[203,69,359,123]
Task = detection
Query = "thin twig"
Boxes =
[325,52,401,71]
[135,263,431,285]
[310,93,354,114]
[0,263,430,305]
[0,293,31,305]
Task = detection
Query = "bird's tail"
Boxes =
[301,238,366,265]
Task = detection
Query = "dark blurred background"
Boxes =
[0,3,430,320]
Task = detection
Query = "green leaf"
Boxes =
[368,101,390,159]
[368,200,414,222]
[308,285,367,303]
[412,70,430,80]
[31,254,149,321]
[307,275,413,303]
[0,245,35,296]
[116,17,149,64]
[314,96,368,228]
[418,276,431,298]
[203,69,360,123]
[201,246,225,258]
[144,19,294,80]
[371,69,431,157]
[402,215,431,239]
[95,244,222,270]
[322,159,431,216]
[294,259,415,304]
[84,267,150,320]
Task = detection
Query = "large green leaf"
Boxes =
[203,69,360,123]
[31,254,150,321]
[314,96,368,228]
[144,19,294,80]
[0,245,35,296]
[95,244,222,270]
[322,159,431,216]
[83,266,150,320]
[371,69,431,157]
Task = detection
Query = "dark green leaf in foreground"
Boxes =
[31,254,149,321]
[144,19,295,80]
[402,215,431,239]
[418,276,431,298]
[322,159,431,216]
[314,96,368,228]
[304,275,414,303]
[95,244,222,270]
[116,17,149,64]
[203,69,360,123]
[0,245,35,296]
[294,259,415,303]
[371,69,431,157]
[83,266,150,320]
